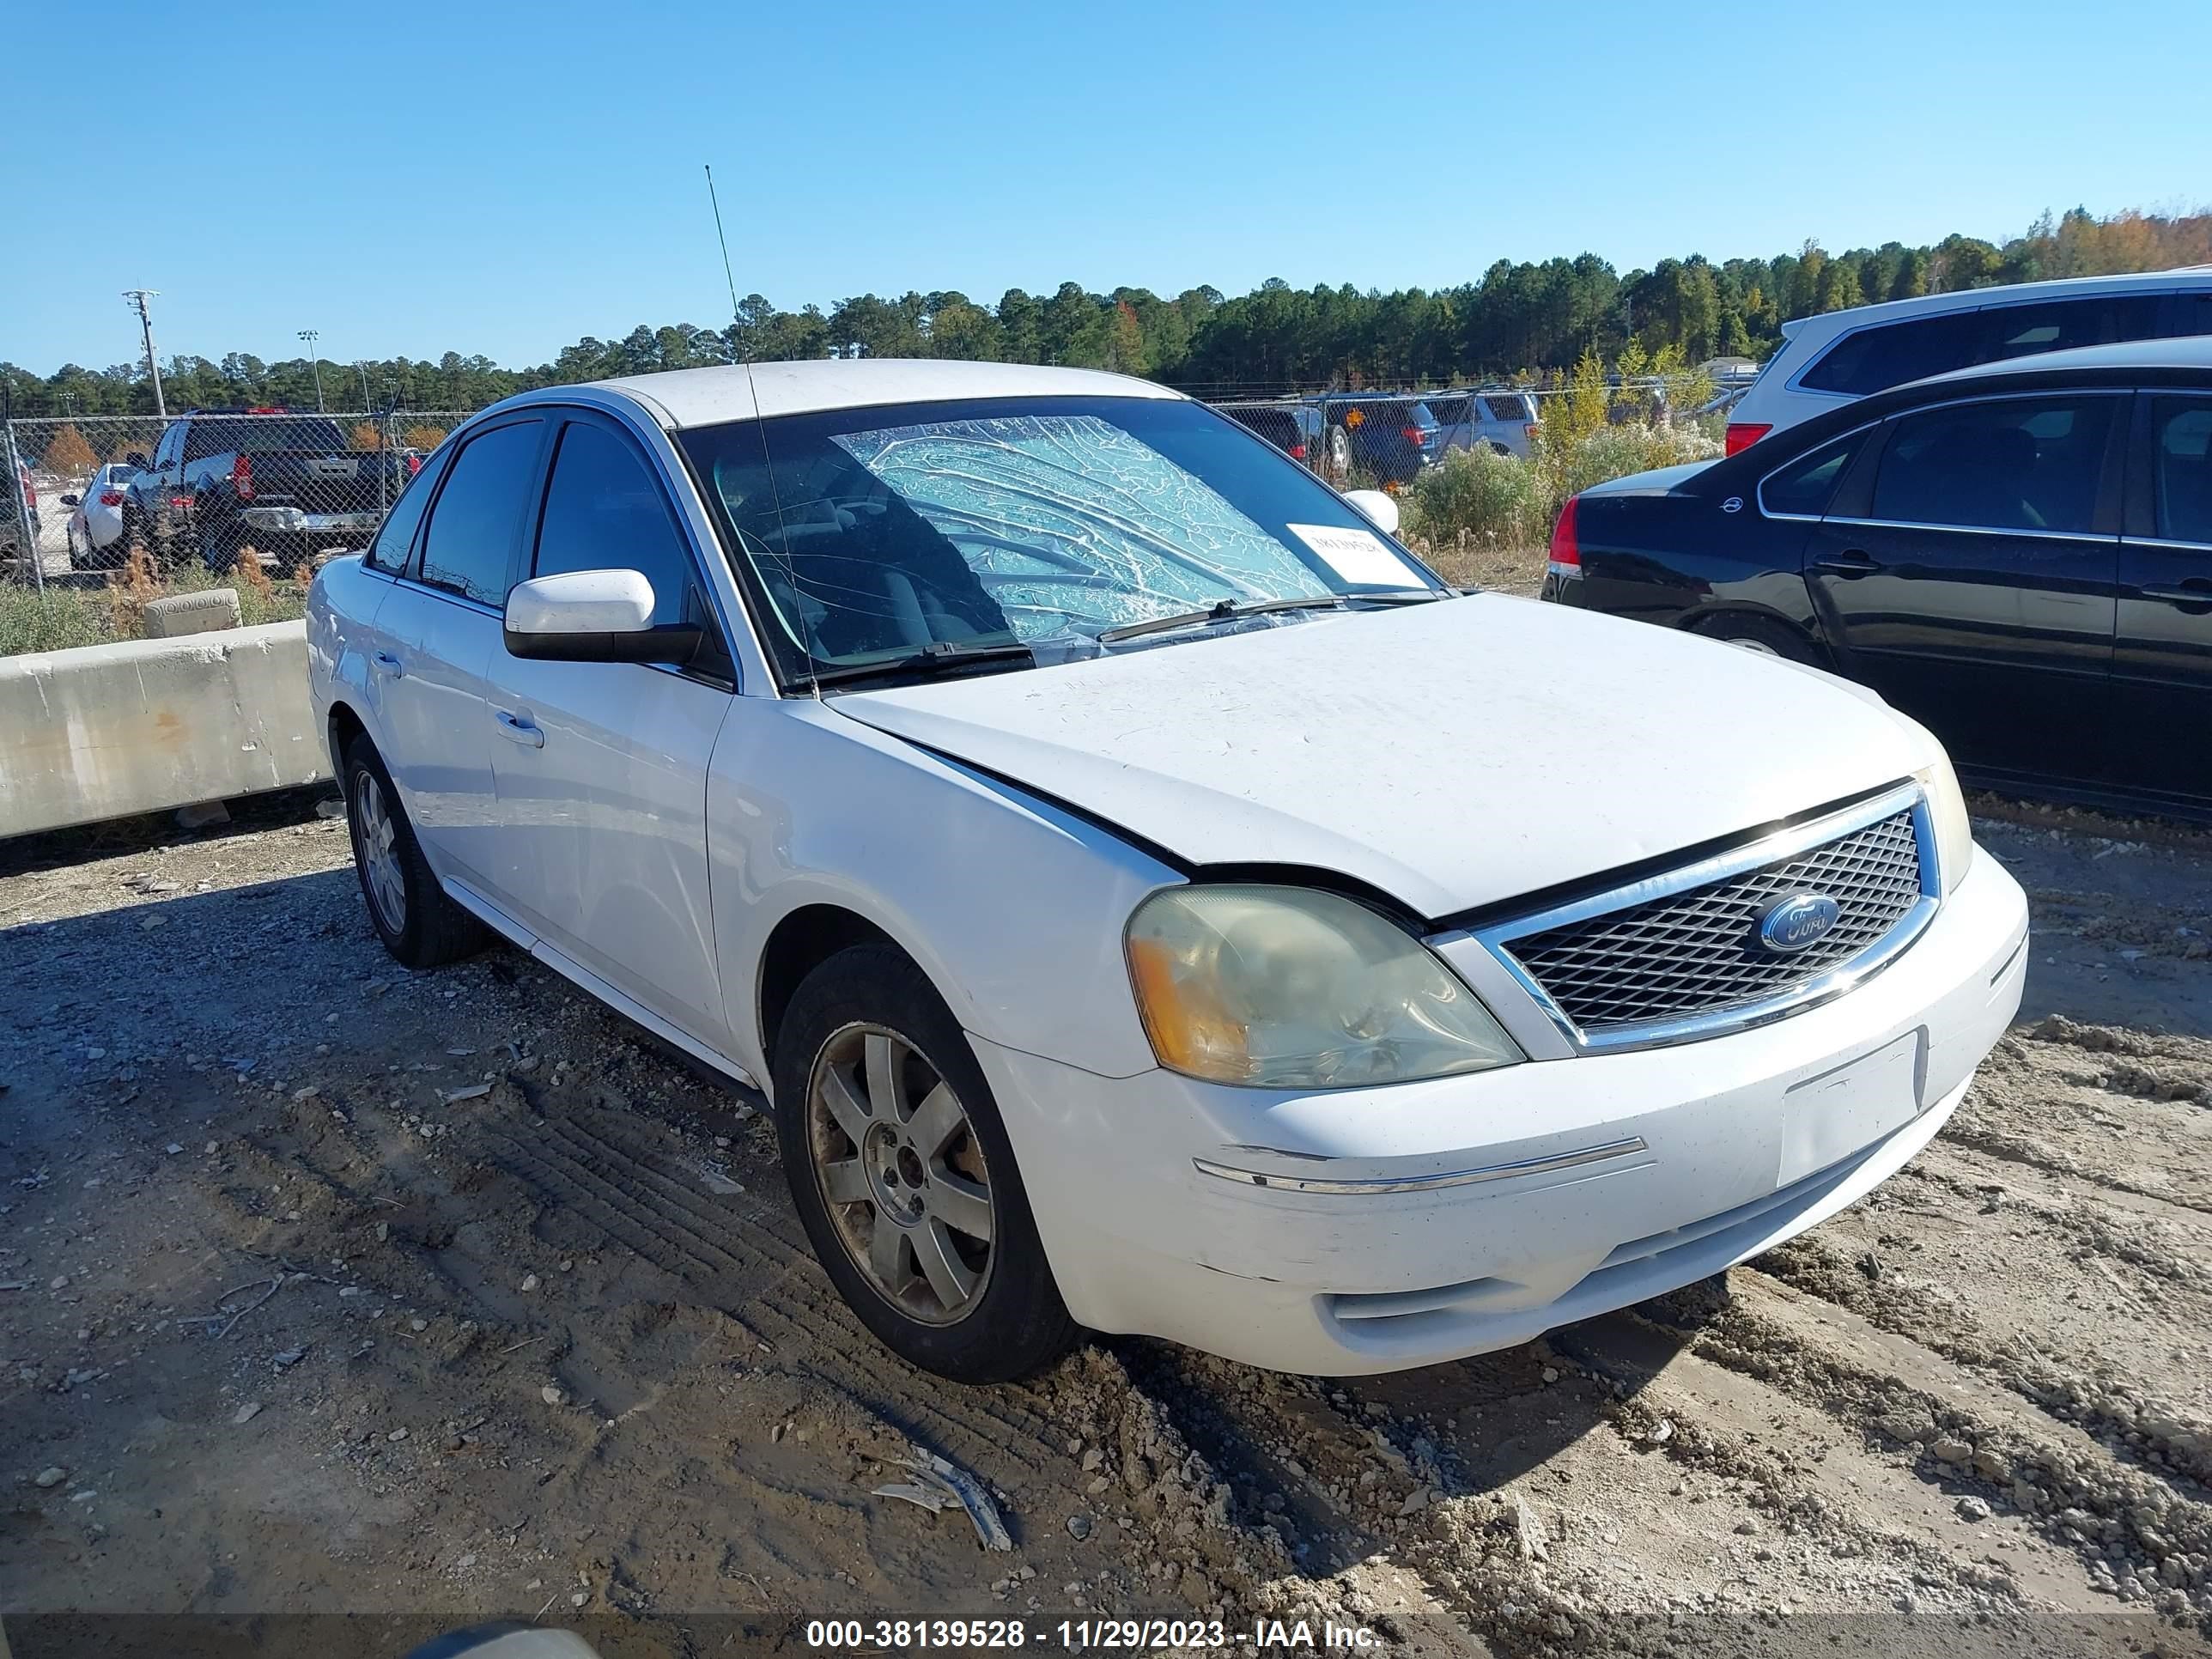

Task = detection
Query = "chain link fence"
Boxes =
[1205,375,1749,492]
[1,409,473,658]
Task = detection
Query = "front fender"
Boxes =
[707,697,1177,1086]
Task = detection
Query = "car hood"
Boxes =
[830,595,1930,921]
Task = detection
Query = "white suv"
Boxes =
[307,361,2027,1382]
[1727,268,2212,454]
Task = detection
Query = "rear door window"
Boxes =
[1426,397,1471,424]
[1799,311,1984,396]
[365,453,442,574]
[2159,291,2212,341]
[2148,398,2212,545]
[1870,396,2116,535]
[416,419,544,605]
[1480,394,1533,422]
[1978,295,2165,365]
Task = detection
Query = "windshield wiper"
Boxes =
[804,640,1036,690]
[1097,593,1346,643]
[1096,587,1450,644]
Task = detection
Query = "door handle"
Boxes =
[371,650,404,678]
[1811,550,1881,578]
[494,708,544,749]
[2141,581,2212,608]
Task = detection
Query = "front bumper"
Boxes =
[972,849,2027,1374]
[239,506,383,537]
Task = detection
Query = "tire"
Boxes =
[1695,613,1820,665]
[1326,424,1354,477]
[341,737,486,969]
[773,943,1080,1383]
[200,519,244,575]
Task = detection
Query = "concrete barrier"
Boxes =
[143,587,243,638]
[0,620,326,837]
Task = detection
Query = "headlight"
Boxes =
[1124,884,1522,1088]
[1915,750,1973,895]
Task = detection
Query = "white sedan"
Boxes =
[306,361,2027,1382]
[64,463,138,567]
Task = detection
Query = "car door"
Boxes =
[482,410,737,1046]
[2112,392,2212,805]
[1803,390,2124,788]
[373,413,548,895]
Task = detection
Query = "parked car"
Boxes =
[1429,390,1541,459]
[1314,395,1442,484]
[123,408,418,571]
[60,462,140,567]
[1543,336,2212,821]
[1220,400,1325,465]
[308,360,2024,1383]
[1725,268,2212,455]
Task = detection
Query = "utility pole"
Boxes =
[297,329,325,411]
[124,290,165,418]
[356,361,373,410]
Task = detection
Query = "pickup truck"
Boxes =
[123,409,416,571]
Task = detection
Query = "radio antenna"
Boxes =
[705,164,745,357]
[703,162,816,696]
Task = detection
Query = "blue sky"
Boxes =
[5,0,2207,375]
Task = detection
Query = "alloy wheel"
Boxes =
[353,772,407,933]
[806,1024,996,1326]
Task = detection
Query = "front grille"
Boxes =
[1500,806,1925,1036]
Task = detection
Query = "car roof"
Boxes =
[1907,331,2212,389]
[1778,265,2212,341]
[584,360,1182,429]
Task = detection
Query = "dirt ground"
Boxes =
[1,787,2209,1659]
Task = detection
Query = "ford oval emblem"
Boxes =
[1756,892,1841,953]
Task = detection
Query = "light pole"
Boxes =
[297,329,325,411]
[124,289,164,418]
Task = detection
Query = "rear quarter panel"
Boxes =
[1559,488,1818,636]
[306,553,392,767]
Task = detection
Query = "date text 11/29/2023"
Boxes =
[802,1618,1384,1650]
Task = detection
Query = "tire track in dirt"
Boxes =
[1641,1271,2212,1626]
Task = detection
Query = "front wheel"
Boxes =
[773,944,1079,1383]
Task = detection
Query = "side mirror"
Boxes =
[1343,488,1401,537]
[502,568,702,665]
[58,494,81,507]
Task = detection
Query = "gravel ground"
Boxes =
[0,788,2208,1659]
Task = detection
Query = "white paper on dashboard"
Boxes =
[1285,523,1420,588]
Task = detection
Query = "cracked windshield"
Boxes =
[678,394,1439,677]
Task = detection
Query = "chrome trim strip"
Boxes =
[1818,514,2118,545]
[1192,1136,1650,1195]
[1455,781,1938,1056]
